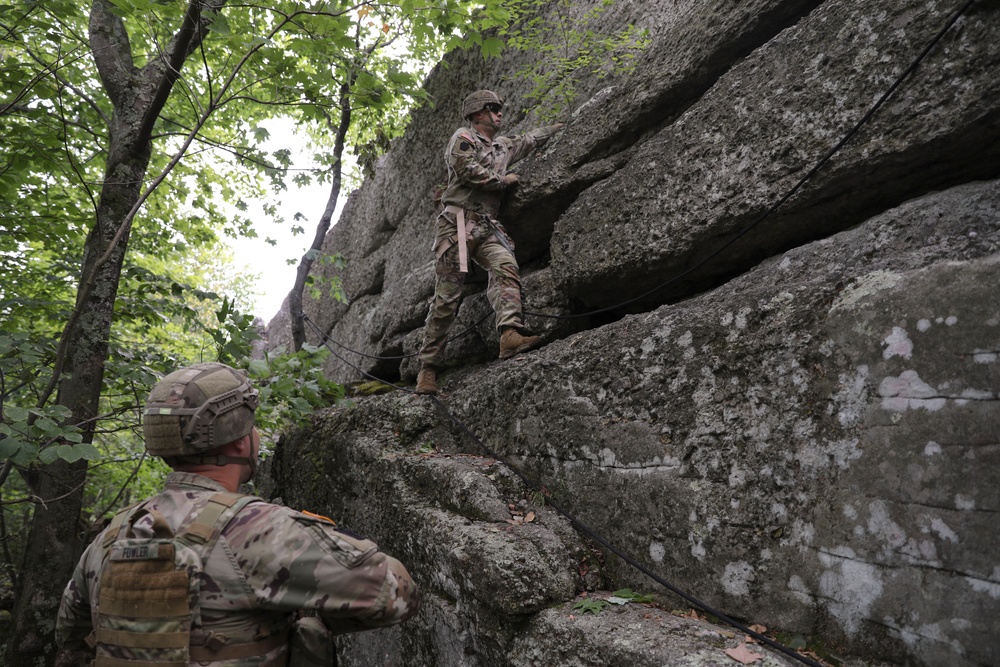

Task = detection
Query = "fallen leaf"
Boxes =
[525,511,535,522]
[798,649,834,667]
[749,624,767,634]
[724,643,765,665]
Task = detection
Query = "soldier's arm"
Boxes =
[450,132,507,191]
[55,550,97,652]
[507,123,565,165]
[321,554,419,635]
[234,506,419,632]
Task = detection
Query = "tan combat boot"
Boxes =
[499,328,542,360]
[415,366,438,395]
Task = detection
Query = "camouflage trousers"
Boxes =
[418,211,524,368]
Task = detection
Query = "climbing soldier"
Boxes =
[56,362,419,666]
[415,89,564,395]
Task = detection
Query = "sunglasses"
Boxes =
[484,103,502,114]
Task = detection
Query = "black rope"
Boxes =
[525,0,978,322]
[306,310,493,362]
[302,315,821,667]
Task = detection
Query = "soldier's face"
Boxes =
[485,104,502,124]
[475,106,502,133]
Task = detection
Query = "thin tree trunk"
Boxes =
[289,80,352,351]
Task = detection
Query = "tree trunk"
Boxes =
[289,81,352,351]
[3,2,221,664]
[3,110,150,667]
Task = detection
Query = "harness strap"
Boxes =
[184,491,251,544]
[96,628,188,649]
[102,502,144,549]
[188,629,290,662]
[444,205,470,273]
[95,658,186,667]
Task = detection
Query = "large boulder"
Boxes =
[265,0,999,664]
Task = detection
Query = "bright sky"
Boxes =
[229,119,344,322]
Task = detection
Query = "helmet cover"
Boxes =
[462,90,503,119]
[143,362,259,457]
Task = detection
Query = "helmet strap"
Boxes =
[167,454,254,468]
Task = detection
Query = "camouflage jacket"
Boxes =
[440,123,561,217]
[56,472,419,666]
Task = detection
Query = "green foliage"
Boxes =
[573,597,610,615]
[570,588,653,616]
[609,588,655,604]
[246,344,345,445]
[500,0,650,122]
[306,253,347,303]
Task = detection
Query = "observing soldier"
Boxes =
[56,362,418,666]
[415,89,564,395]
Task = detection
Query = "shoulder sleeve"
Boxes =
[228,504,418,631]
[448,130,506,191]
[506,124,561,165]
[55,535,105,650]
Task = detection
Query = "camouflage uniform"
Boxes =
[418,122,562,367]
[56,471,418,666]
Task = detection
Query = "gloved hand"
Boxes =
[502,173,520,188]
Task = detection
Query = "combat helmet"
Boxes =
[462,90,503,119]
[143,362,259,458]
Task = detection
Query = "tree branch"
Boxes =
[88,0,138,108]
[137,0,205,140]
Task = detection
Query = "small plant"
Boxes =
[608,588,654,604]
[501,0,650,123]
[573,598,609,615]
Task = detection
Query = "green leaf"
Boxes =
[248,358,270,377]
[4,406,29,422]
[573,598,609,615]
[40,446,62,465]
[76,443,102,461]
[0,437,22,460]
[481,36,505,58]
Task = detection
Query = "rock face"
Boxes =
[265,1,999,665]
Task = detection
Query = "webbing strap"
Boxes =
[96,627,188,649]
[188,629,289,661]
[445,205,470,273]
[183,491,248,544]
[101,596,190,618]
[102,502,144,549]
[96,657,186,667]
